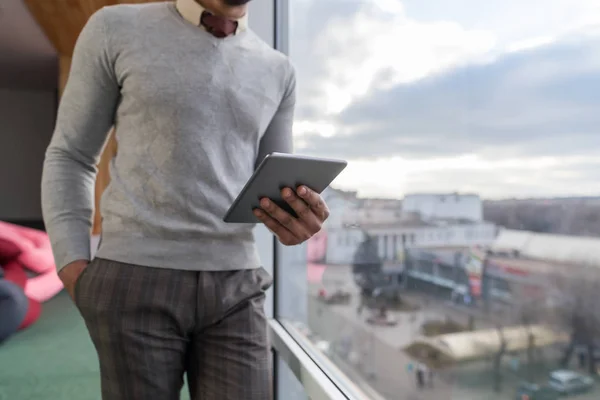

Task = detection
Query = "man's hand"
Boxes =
[58,259,89,301]
[254,185,330,246]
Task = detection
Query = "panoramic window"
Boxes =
[278,0,600,399]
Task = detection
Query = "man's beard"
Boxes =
[222,0,252,5]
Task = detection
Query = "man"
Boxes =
[41,0,329,399]
[416,363,425,389]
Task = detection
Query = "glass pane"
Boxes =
[279,0,600,399]
[277,357,309,400]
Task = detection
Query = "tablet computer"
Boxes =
[223,152,347,223]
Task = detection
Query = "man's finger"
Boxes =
[259,198,311,240]
[281,187,321,232]
[254,208,297,245]
[297,186,330,221]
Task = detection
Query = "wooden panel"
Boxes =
[93,133,117,235]
[58,55,72,97]
[23,0,164,56]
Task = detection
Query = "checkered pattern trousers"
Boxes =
[74,258,273,400]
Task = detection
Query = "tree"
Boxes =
[551,265,600,375]
[513,286,547,381]
[493,325,507,393]
[490,283,550,391]
[352,232,382,274]
[351,232,383,296]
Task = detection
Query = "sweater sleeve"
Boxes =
[41,8,120,271]
[254,65,296,169]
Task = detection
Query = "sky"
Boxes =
[288,0,600,199]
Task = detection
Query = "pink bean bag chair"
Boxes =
[0,221,63,303]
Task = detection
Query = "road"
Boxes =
[304,264,600,400]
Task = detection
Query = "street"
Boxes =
[304,264,600,400]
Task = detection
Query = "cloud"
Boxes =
[296,36,600,160]
[291,0,600,121]
[290,0,496,118]
[288,0,600,197]
[400,0,600,40]
[330,155,600,199]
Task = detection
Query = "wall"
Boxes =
[0,0,58,91]
[0,88,56,222]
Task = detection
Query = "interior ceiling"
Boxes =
[0,0,58,91]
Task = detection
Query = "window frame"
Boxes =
[267,1,381,399]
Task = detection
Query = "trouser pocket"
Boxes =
[73,258,97,311]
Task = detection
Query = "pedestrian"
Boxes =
[41,0,330,399]
[357,293,365,315]
[428,367,434,388]
[416,364,425,389]
[578,350,586,369]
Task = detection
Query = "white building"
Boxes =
[402,193,483,222]
[343,198,404,226]
[321,187,361,228]
[320,189,497,265]
[325,219,497,265]
[322,188,404,226]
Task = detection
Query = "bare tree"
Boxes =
[492,325,508,393]
[514,287,548,380]
[550,265,600,375]
[489,284,551,391]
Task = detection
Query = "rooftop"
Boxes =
[404,192,480,199]
[326,187,359,201]
[493,229,600,268]
[356,220,432,230]
[355,198,403,209]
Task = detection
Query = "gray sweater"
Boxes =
[41,3,295,271]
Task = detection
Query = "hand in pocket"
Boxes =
[58,260,89,301]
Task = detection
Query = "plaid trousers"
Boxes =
[74,258,273,400]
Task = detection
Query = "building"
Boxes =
[321,187,362,228]
[346,198,404,225]
[481,250,556,307]
[402,244,561,310]
[403,228,600,313]
[319,191,600,312]
[325,219,497,265]
[319,188,497,265]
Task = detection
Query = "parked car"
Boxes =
[317,287,351,304]
[365,310,398,326]
[547,370,594,395]
[515,381,559,400]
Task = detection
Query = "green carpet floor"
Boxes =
[0,291,190,400]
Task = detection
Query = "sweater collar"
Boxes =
[175,0,248,33]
